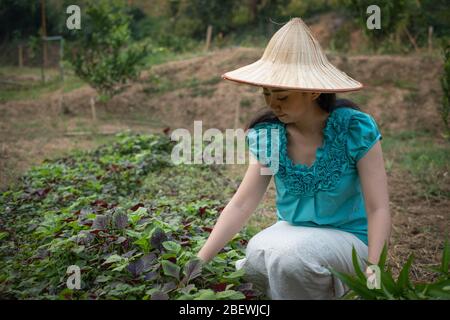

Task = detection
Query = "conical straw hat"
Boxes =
[222,17,363,92]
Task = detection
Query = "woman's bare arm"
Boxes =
[357,140,391,267]
[196,155,272,263]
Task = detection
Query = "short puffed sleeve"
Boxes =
[347,112,383,163]
[246,121,282,169]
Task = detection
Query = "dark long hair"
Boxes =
[245,93,361,130]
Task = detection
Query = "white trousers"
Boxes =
[235,221,369,300]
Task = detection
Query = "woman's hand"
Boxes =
[364,265,375,278]
[196,253,209,265]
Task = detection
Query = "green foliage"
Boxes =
[340,0,450,53]
[0,131,262,300]
[329,20,353,53]
[171,0,238,39]
[144,75,220,96]
[328,240,450,300]
[2,0,449,55]
[67,0,149,97]
[341,0,409,50]
[440,39,450,140]
[280,0,339,18]
[0,0,40,42]
[379,130,450,199]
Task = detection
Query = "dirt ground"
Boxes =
[0,43,448,284]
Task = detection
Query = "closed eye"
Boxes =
[277,96,288,101]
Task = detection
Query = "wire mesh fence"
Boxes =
[0,38,65,90]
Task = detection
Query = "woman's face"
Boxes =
[262,86,321,122]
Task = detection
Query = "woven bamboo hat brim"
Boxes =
[222,17,363,92]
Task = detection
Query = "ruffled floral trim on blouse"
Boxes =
[277,109,353,196]
[247,107,382,197]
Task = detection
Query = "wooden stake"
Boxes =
[234,101,240,129]
[18,45,23,68]
[90,96,97,122]
[404,27,419,52]
[58,88,64,116]
[428,26,433,53]
[204,25,212,52]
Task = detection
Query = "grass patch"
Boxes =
[144,43,206,66]
[349,93,370,106]
[144,75,221,97]
[190,86,216,98]
[240,98,252,108]
[382,130,450,198]
[0,73,85,103]
[393,79,418,91]
[369,77,418,91]
[0,46,207,103]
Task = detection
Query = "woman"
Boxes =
[196,17,391,300]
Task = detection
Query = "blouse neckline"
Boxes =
[281,111,334,170]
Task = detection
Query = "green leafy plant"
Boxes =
[328,239,450,300]
[0,132,262,300]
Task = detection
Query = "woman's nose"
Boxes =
[269,100,281,111]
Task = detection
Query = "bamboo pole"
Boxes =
[204,25,212,52]
[234,101,240,129]
[18,45,23,68]
[404,27,419,52]
[428,26,433,53]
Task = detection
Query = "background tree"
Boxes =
[67,0,149,119]
[340,0,450,52]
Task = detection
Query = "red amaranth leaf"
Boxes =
[150,228,167,251]
[202,226,213,233]
[182,220,193,230]
[114,212,128,229]
[91,199,108,208]
[107,164,121,172]
[151,291,169,300]
[130,203,144,211]
[32,187,52,199]
[92,214,109,230]
[90,229,102,236]
[127,259,144,277]
[182,258,203,284]
[167,257,177,264]
[82,221,93,227]
[180,240,190,247]
[198,207,207,217]
[210,282,227,292]
[239,239,248,246]
[243,290,258,300]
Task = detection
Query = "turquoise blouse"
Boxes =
[246,106,383,246]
